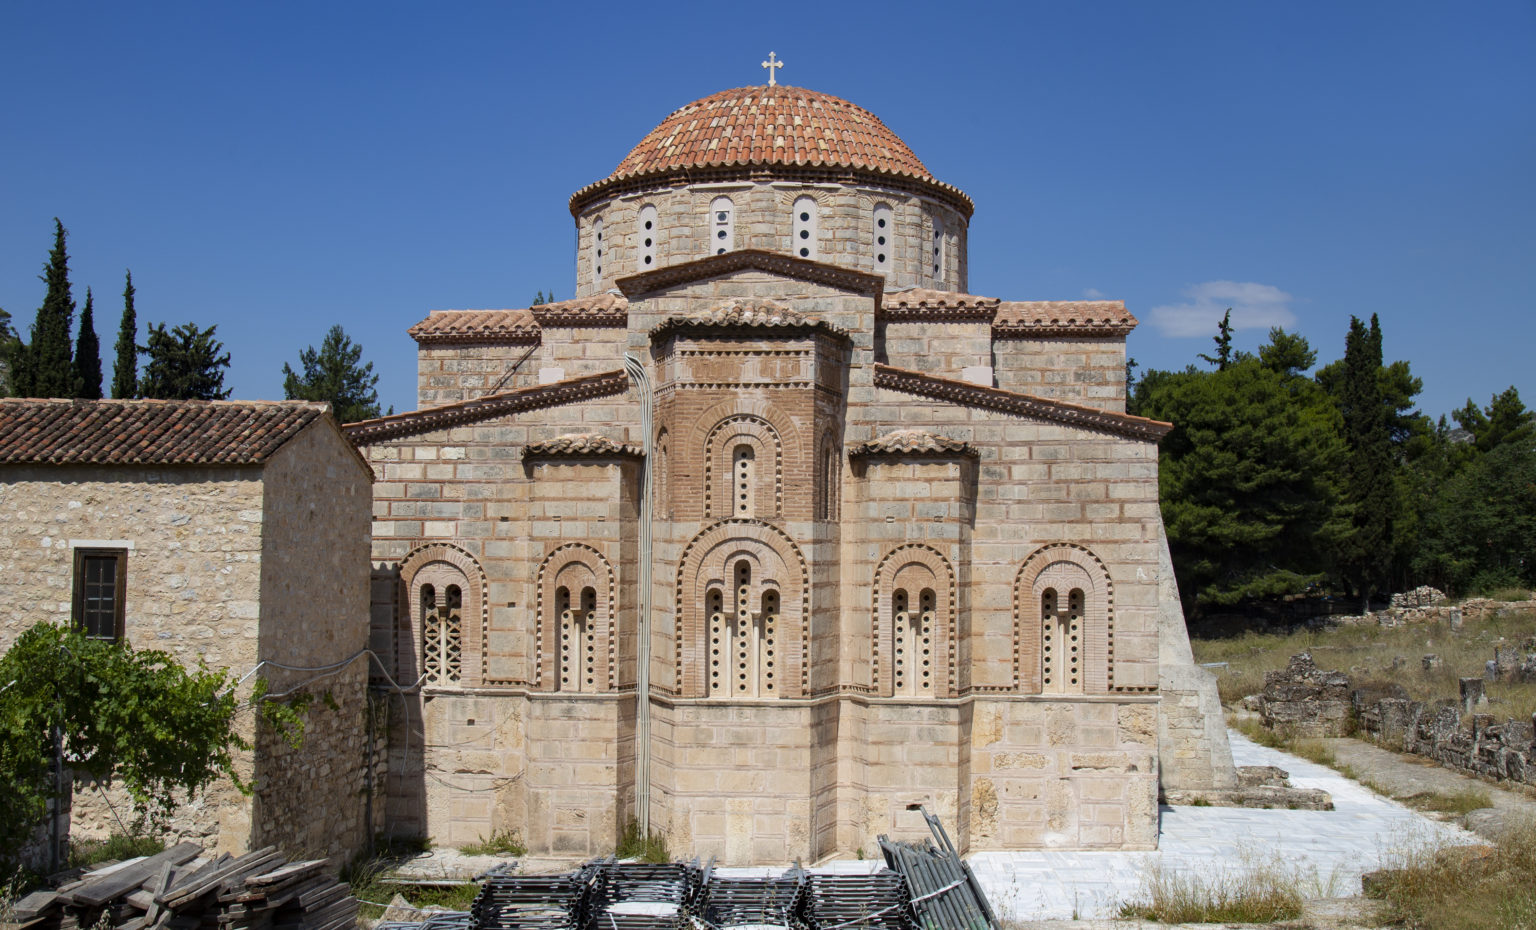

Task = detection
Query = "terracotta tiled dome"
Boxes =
[569,85,972,217]
[610,86,933,181]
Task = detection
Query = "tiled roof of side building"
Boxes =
[523,433,642,458]
[849,429,979,459]
[993,300,1139,336]
[408,309,540,344]
[0,398,330,465]
[881,288,1001,321]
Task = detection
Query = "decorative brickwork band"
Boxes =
[675,519,809,700]
[535,543,617,693]
[1013,544,1115,694]
[397,543,489,689]
[345,370,631,444]
[872,364,1171,441]
[878,288,1000,323]
[872,544,956,699]
[616,249,884,301]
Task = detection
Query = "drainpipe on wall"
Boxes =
[624,353,654,837]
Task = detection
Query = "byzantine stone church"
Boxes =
[348,76,1231,863]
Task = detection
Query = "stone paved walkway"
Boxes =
[961,731,1474,922]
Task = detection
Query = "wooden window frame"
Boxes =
[72,548,127,642]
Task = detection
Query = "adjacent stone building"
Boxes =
[0,398,377,862]
[352,82,1233,863]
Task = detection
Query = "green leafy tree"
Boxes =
[0,623,243,870]
[1415,388,1536,592]
[530,290,556,306]
[1137,331,1345,613]
[139,322,231,400]
[17,219,78,398]
[281,325,382,422]
[1197,308,1236,370]
[112,271,139,399]
[74,288,102,399]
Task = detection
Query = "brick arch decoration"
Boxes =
[871,544,958,698]
[687,398,803,521]
[398,542,489,689]
[535,543,617,692]
[1012,544,1116,693]
[674,518,809,699]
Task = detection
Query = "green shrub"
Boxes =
[68,834,165,868]
[461,830,526,857]
[616,820,669,863]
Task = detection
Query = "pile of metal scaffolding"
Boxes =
[877,807,998,930]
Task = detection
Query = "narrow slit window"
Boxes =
[638,205,658,269]
[733,444,755,516]
[557,586,574,691]
[931,214,945,284]
[792,196,819,260]
[711,197,734,254]
[592,217,604,282]
[873,203,893,273]
[581,586,598,691]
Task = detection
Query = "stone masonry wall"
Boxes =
[575,183,967,297]
[251,420,375,863]
[993,336,1128,412]
[0,463,266,854]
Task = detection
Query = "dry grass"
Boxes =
[1373,816,1536,929]
[1194,603,1536,719]
[1400,787,1495,815]
[1117,852,1305,923]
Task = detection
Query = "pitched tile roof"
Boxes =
[650,299,850,340]
[872,364,1171,442]
[523,433,642,459]
[345,370,631,445]
[849,429,978,459]
[408,309,540,344]
[0,399,329,466]
[993,301,1139,337]
[881,288,1000,322]
[571,87,973,218]
[529,293,629,327]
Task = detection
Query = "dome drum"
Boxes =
[571,86,971,296]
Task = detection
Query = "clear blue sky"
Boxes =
[2,1,1532,419]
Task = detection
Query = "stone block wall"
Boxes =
[877,320,994,383]
[993,336,1128,411]
[0,463,266,855]
[969,698,1159,850]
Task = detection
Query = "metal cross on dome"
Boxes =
[761,51,784,86]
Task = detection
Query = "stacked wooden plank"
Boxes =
[9,845,357,930]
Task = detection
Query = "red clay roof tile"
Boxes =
[0,399,328,466]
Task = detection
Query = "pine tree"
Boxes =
[1197,308,1235,370]
[281,325,382,422]
[26,219,77,398]
[112,271,139,399]
[139,322,231,400]
[1335,314,1396,611]
[74,288,102,399]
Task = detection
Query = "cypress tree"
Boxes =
[1336,314,1396,611]
[112,271,139,398]
[28,218,77,398]
[74,288,102,399]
